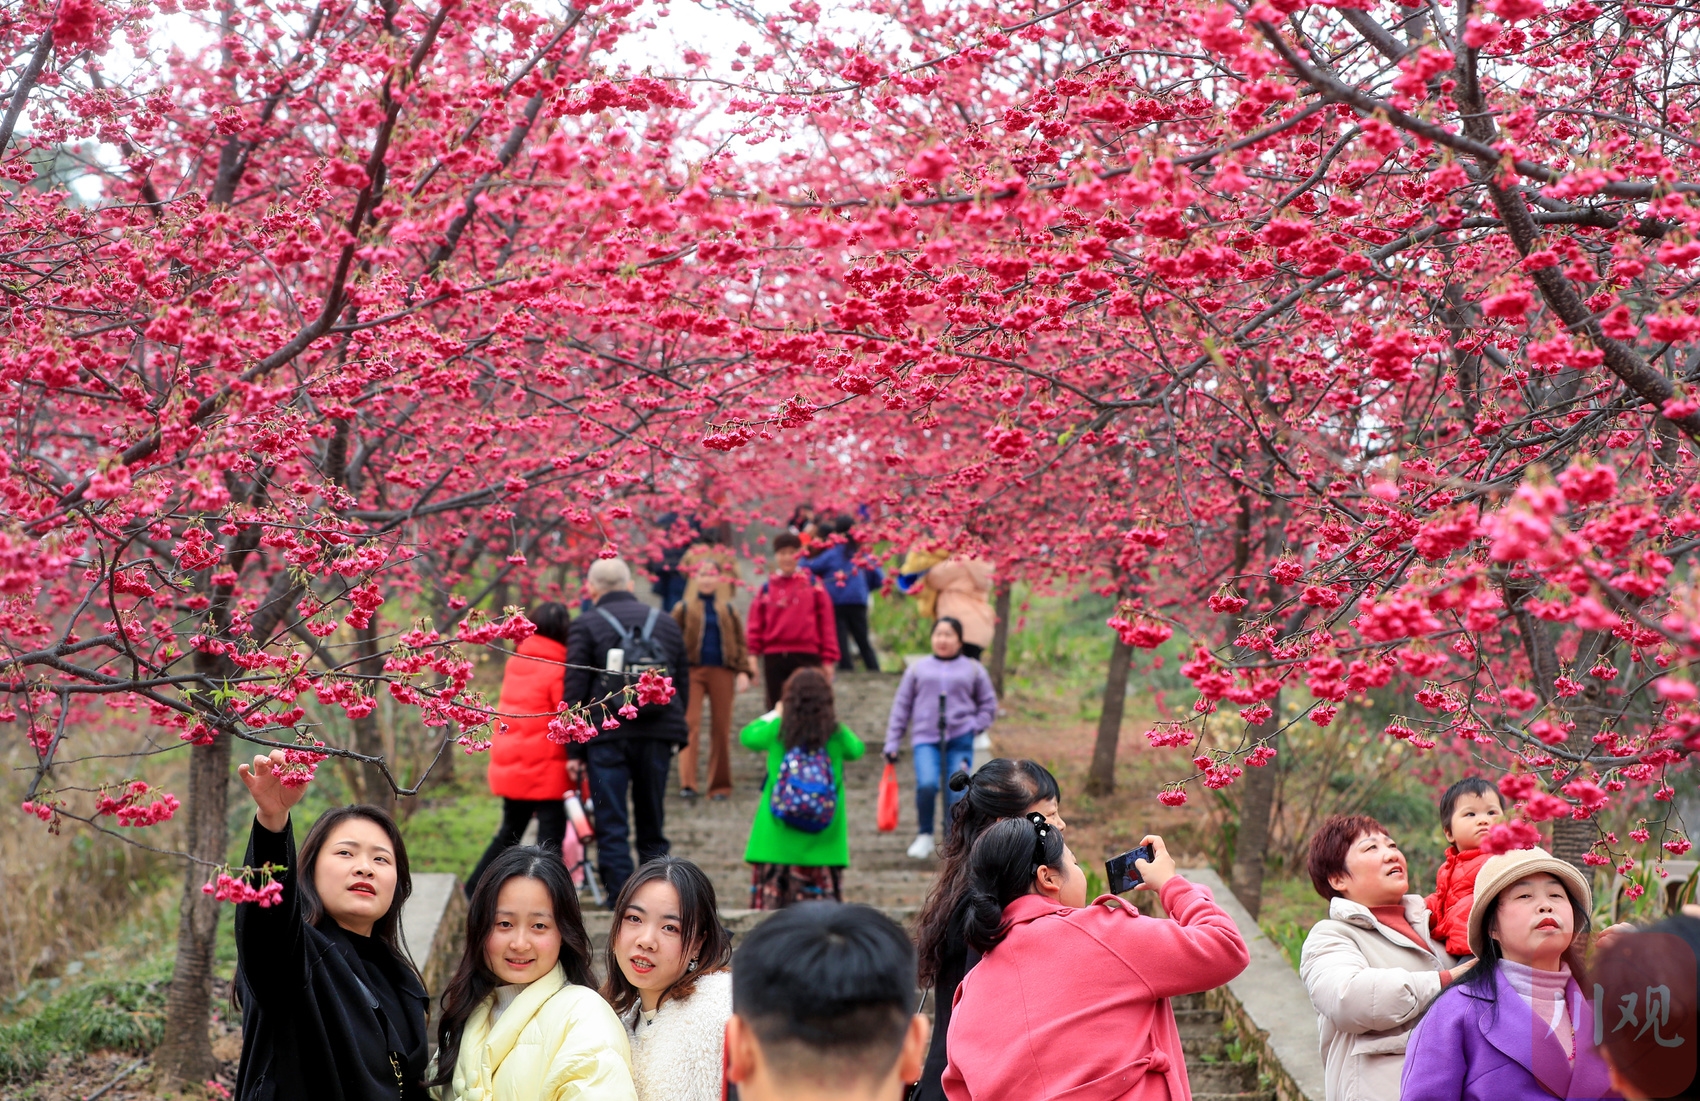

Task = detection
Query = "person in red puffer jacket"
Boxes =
[465,602,574,897]
[1424,777,1504,957]
[747,533,840,708]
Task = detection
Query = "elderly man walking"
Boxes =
[565,557,691,900]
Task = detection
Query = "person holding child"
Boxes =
[1425,776,1505,957]
[1300,814,1462,1101]
[602,857,733,1101]
[431,846,636,1100]
[740,666,864,908]
[1401,846,1617,1101]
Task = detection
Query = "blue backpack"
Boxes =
[770,743,837,833]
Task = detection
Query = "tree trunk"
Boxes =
[1086,637,1135,796]
[987,582,1012,698]
[1230,698,1280,918]
[350,621,394,814]
[152,730,232,1089]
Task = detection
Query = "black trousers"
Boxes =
[587,738,674,900]
[762,651,823,709]
[466,797,567,897]
[833,603,880,672]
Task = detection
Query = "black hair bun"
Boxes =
[947,770,972,793]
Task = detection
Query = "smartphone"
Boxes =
[1105,844,1155,894]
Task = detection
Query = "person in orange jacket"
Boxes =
[465,602,574,898]
[1424,777,1505,956]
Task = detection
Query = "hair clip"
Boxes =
[1026,812,1051,865]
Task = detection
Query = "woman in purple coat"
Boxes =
[1401,847,1619,1101]
[884,617,997,861]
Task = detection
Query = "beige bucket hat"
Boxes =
[1467,846,1593,959]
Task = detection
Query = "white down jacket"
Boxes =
[1299,894,1456,1101]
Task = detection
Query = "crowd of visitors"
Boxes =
[223,508,1697,1101]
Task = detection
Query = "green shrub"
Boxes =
[0,978,166,1080]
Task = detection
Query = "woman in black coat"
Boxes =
[233,749,430,1100]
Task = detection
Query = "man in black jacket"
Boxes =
[565,556,691,899]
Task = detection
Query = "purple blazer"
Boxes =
[1401,968,1620,1101]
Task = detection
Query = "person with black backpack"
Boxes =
[565,557,691,900]
[739,666,865,909]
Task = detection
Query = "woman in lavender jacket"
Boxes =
[1401,847,1618,1101]
[884,617,998,861]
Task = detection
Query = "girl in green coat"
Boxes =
[740,666,864,908]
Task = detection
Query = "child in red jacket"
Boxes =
[1424,776,1504,956]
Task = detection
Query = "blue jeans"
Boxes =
[914,733,975,836]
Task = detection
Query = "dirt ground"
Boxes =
[992,707,1215,873]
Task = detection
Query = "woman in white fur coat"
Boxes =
[600,857,734,1101]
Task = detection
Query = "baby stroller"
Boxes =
[563,771,604,908]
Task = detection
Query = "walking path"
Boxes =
[662,668,936,910]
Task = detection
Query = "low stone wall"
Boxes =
[403,873,467,1000]
[1177,868,1325,1101]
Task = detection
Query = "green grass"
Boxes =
[0,978,167,1080]
[1256,875,1329,971]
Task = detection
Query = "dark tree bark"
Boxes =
[1087,637,1135,796]
[349,621,395,814]
[152,729,232,1089]
[1230,700,1280,918]
[987,582,1012,698]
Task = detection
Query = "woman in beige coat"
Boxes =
[1298,815,1470,1101]
[912,557,995,657]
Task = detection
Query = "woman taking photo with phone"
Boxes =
[910,759,1063,1101]
[941,818,1249,1100]
[233,750,431,1100]
[602,857,734,1101]
[431,845,636,1100]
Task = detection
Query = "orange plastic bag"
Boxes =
[876,762,900,832]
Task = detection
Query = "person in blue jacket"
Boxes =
[802,514,883,673]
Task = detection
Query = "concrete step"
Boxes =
[1174,1006,1226,1039]
[1187,1059,1260,1094]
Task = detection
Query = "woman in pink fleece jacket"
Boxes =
[942,817,1249,1101]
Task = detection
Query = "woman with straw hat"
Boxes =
[1401,846,1618,1101]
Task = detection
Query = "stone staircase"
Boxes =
[1176,990,1275,1101]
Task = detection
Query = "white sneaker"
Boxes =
[907,833,935,859]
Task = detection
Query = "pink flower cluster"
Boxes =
[1480,820,1543,854]
[94,781,180,826]
[203,870,284,908]
[277,743,328,787]
[635,669,676,706]
[546,707,598,744]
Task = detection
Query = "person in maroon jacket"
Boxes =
[747,533,840,708]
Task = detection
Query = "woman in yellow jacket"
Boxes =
[431,847,636,1101]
